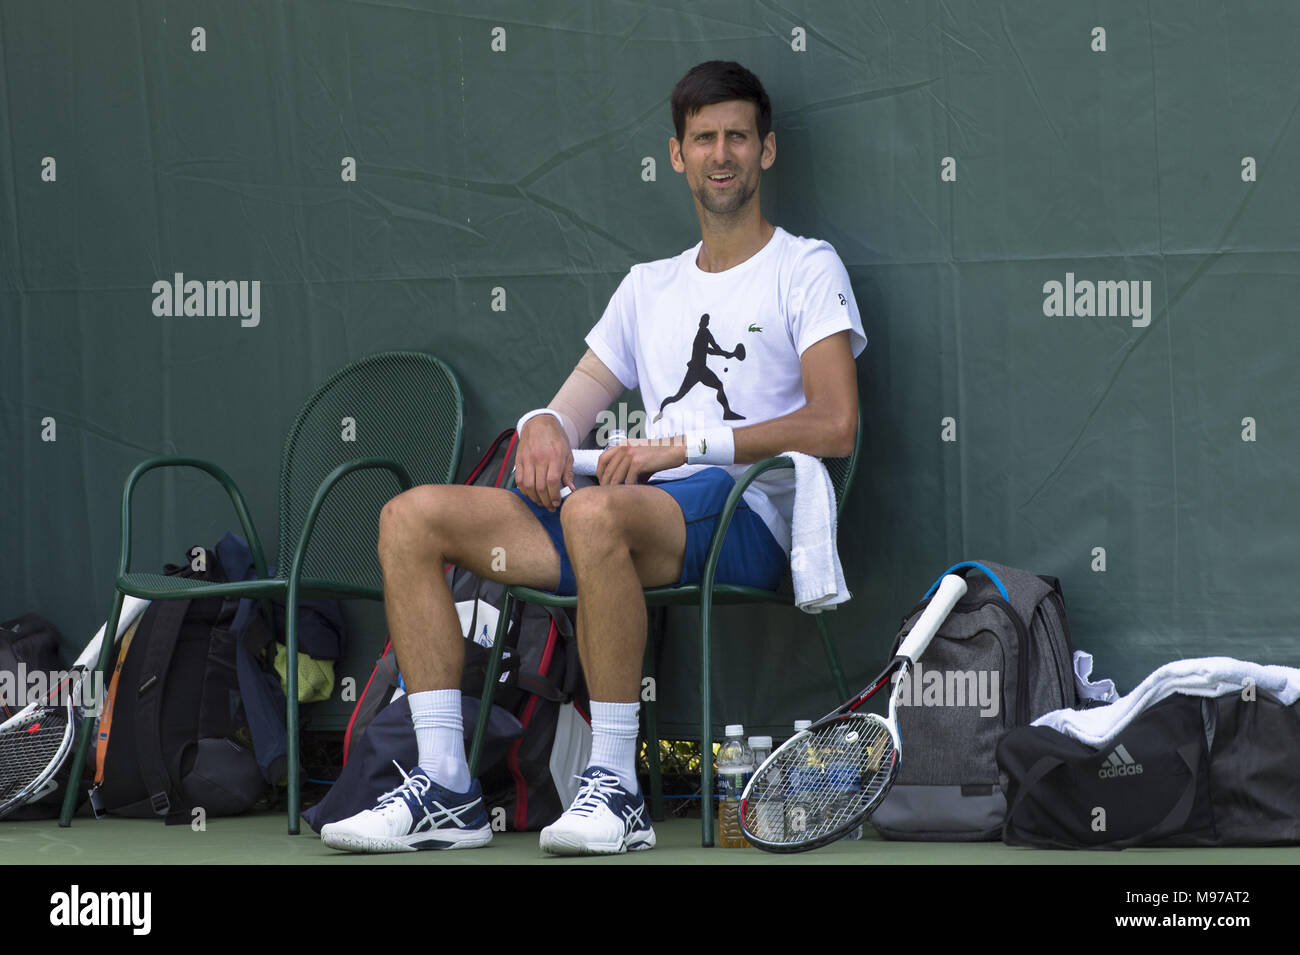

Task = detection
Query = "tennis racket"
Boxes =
[0,596,150,819]
[739,573,968,852]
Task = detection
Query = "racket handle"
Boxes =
[571,449,602,476]
[896,574,967,663]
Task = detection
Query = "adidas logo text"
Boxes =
[1098,743,1144,779]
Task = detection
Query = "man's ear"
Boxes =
[761,131,776,170]
[669,137,685,174]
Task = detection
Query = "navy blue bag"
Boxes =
[214,532,347,785]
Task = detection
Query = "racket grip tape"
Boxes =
[896,574,967,663]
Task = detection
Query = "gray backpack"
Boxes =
[870,560,1078,841]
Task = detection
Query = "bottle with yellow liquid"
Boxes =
[716,724,754,848]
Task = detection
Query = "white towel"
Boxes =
[1072,650,1119,705]
[785,451,851,613]
[1033,656,1300,746]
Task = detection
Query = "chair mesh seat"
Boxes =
[118,572,218,595]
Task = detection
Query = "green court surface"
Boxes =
[5,812,1299,865]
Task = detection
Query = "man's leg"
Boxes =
[320,484,562,853]
[378,483,562,693]
[560,484,686,699]
[539,484,686,855]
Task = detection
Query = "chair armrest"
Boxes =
[118,456,270,579]
[698,457,794,593]
[282,457,415,585]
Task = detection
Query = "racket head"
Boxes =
[740,712,900,853]
[0,696,76,819]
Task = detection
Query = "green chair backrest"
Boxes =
[275,351,464,589]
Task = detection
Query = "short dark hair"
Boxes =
[670,61,772,142]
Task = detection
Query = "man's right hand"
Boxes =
[515,414,574,512]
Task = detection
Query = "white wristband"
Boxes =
[516,408,565,437]
[683,427,735,466]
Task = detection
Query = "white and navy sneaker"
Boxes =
[539,766,656,856]
[320,763,493,853]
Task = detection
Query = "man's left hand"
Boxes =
[596,439,687,486]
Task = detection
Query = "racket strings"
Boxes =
[743,716,897,844]
[0,708,72,807]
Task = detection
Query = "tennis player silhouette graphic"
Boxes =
[653,313,747,423]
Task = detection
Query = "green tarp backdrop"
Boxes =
[3,1,1298,737]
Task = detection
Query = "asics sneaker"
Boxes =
[320,763,493,853]
[539,766,656,856]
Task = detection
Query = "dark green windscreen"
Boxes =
[3,1,1297,736]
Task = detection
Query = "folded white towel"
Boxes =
[1034,656,1300,746]
[784,451,851,613]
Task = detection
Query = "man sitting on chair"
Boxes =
[322,60,866,855]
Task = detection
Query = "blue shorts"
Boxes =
[510,467,787,597]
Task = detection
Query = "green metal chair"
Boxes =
[467,412,860,847]
[58,351,464,834]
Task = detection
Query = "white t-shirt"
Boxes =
[585,227,867,555]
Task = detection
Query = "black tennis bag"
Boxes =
[0,614,73,820]
[997,690,1300,848]
[89,547,264,823]
[0,614,63,722]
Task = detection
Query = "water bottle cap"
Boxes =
[793,720,812,732]
[724,724,744,737]
[748,736,773,749]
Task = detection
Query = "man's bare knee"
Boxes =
[378,485,451,564]
[560,488,627,560]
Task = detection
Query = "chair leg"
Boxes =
[816,614,849,701]
[642,626,664,822]
[468,589,515,777]
[285,582,301,835]
[59,590,126,827]
[699,598,715,847]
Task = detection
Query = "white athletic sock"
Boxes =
[588,700,641,794]
[408,689,471,793]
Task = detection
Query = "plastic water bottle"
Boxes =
[784,719,820,841]
[747,735,782,843]
[716,724,753,848]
